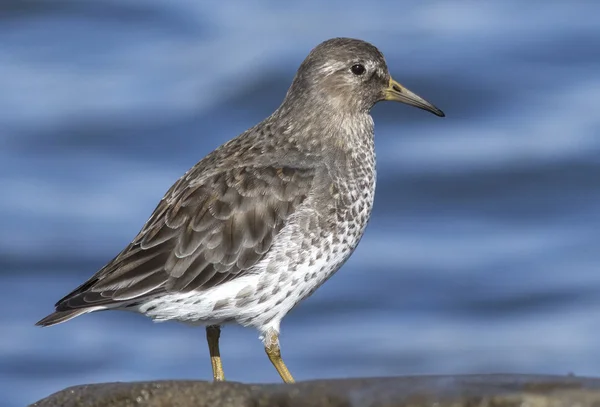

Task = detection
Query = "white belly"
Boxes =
[136,209,369,337]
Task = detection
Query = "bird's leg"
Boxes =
[264,330,295,383]
[206,325,225,381]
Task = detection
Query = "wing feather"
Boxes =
[52,165,314,312]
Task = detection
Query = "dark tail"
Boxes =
[35,309,91,327]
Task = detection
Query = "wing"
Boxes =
[53,165,315,312]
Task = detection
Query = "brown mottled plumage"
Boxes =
[37,37,444,383]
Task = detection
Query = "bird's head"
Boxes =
[285,37,444,117]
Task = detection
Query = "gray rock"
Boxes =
[30,374,600,407]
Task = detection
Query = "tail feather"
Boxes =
[35,309,93,327]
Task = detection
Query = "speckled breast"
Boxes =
[286,152,377,305]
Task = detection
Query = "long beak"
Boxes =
[384,77,445,117]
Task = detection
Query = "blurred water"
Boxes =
[1,1,600,406]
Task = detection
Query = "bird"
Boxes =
[36,37,444,383]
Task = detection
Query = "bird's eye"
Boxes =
[350,64,366,76]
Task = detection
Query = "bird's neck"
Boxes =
[272,99,375,160]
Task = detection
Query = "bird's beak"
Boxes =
[384,77,445,117]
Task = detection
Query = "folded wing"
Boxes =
[51,165,315,312]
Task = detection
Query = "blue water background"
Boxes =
[1,2,600,406]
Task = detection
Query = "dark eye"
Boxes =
[350,64,365,76]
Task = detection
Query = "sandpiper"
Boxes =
[37,37,444,383]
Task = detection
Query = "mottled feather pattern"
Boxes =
[53,164,315,311]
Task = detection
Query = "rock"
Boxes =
[30,374,600,407]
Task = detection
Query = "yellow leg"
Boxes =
[264,331,295,383]
[206,325,225,381]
